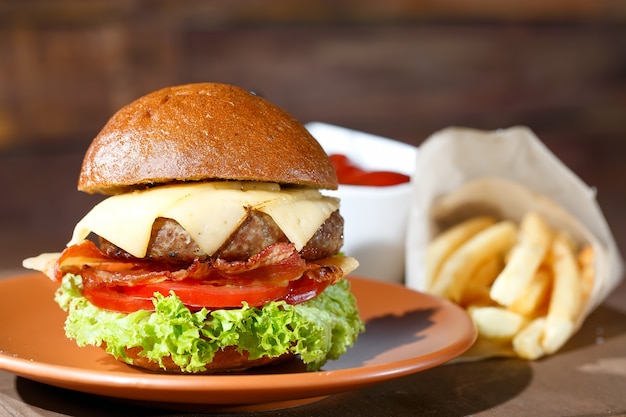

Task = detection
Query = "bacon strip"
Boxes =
[55,240,342,289]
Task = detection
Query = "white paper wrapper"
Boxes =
[405,126,624,358]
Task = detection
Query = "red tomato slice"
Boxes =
[123,281,290,310]
[82,277,331,313]
[284,276,330,305]
[83,285,155,313]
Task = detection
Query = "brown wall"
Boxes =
[2,1,625,149]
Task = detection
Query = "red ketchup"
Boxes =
[329,154,410,187]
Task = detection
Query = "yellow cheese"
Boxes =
[69,182,339,258]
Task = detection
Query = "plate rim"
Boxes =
[0,273,476,406]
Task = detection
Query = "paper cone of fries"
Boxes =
[405,126,624,359]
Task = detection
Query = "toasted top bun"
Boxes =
[78,83,338,195]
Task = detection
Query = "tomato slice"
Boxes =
[83,285,155,313]
[124,280,290,310]
[82,277,331,313]
[284,276,330,305]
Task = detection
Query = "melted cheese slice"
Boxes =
[69,182,339,258]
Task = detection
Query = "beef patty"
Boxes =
[99,210,344,263]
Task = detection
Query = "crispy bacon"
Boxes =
[55,240,342,290]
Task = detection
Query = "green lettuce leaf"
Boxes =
[55,274,364,373]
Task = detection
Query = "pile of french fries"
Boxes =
[425,212,595,359]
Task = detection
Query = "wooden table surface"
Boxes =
[0,18,625,417]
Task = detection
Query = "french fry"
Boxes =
[490,212,553,307]
[470,306,526,340]
[509,265,552,318]
[431,221,517,300]
[541,233,582,354]
[513,317,546,360]
[425,216,496,291]
[425,211,594,360]
[542,317,575,356]
[578,245,595,305]
[459,256,502,308]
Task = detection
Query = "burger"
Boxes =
[23,83,364,373]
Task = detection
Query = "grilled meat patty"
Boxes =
[99,210,344,263]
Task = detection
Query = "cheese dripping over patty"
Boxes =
[69,181,340,258]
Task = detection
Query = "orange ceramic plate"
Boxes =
[0,273,475,412]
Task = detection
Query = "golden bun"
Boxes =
[78,83,337,195]
[121,345,292,374]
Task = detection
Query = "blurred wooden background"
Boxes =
[1,0,625,269]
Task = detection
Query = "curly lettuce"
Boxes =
[55,274,364,373]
